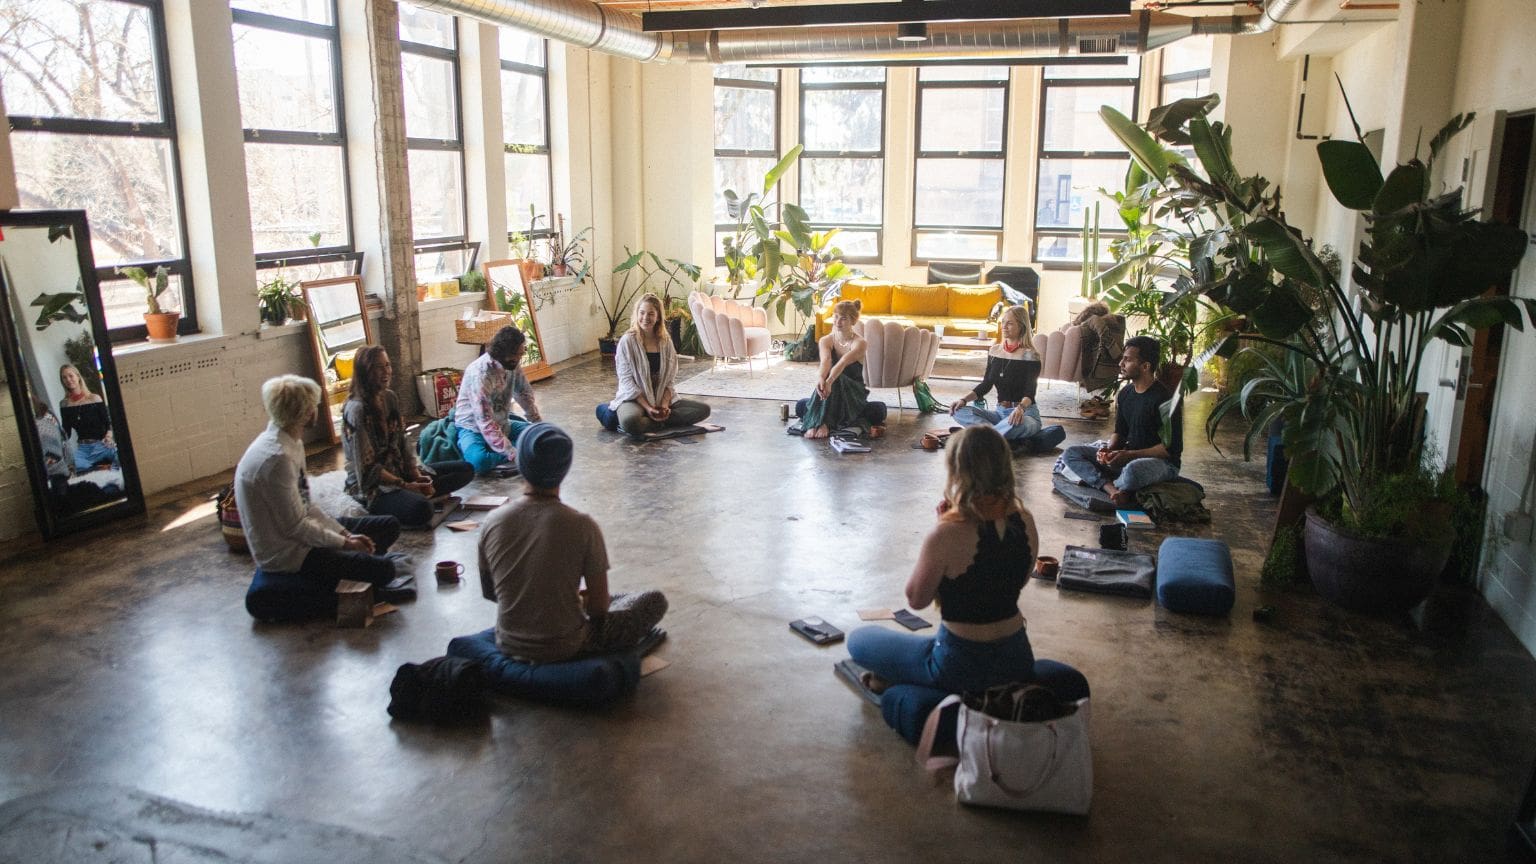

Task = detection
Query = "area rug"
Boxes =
[676,352,1090,419]
[0,785,448,864]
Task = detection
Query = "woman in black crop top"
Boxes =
[58,364,119,472]
[847,425,1041,699]
[947,305,1065,454]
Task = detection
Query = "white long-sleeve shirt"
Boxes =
[233,423,347,572]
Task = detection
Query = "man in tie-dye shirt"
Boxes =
[454,326,542,473]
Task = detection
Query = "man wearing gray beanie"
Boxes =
[478,423,667,663]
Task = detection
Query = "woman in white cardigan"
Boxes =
[609,293,711,436]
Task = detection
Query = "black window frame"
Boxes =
[400,11,468,251]
[500,33,555,249]
[911,67,1010,265]
[798,68,886,266]
[1032,63,1140,270]
[232,1,355,265]
[3,0,199,344]
[712,66,781,265]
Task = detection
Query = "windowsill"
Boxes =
[113,331,226,358]
[420,291,487,310]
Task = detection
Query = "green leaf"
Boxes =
[612,248,644,273]
[762,144,803,197]
[782,203,812,244]
[1244,217,1319,285]
[1189,115,1236,186]
[1250,282,1312,339]
[1099,106,1169,182]
[1428,113,1474,163]
[1316,140,1383,210]
[1145,94,1221,146]
[1374,162,1428,214]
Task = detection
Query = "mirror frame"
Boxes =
[0,209,145,538]
[299,275,375,444]
[483,258,553,383]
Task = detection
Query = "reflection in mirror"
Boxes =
[483,258,552,383]
[0,210,144,537]
[300,276,375,444]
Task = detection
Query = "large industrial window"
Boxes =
[1159,36,1213,106]
[233,0,352,261]
[912,66,1009,264]
[500,27,552,247]
[1032,60,1139,267]
[712,64,780,262]
[799,67,884,263]
[399,5,466,247]
[0,0,196,339]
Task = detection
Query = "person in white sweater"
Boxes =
[234,375,413,601]
[608,293,710,436]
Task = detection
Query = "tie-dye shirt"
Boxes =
[453,352,539,456]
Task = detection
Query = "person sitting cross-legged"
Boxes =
[1060,335,1183,507]
[454,325,542,474]
[608,292,711,437]
[478,423,667,663]
[235,375,413,607]
[947,303,1066,455]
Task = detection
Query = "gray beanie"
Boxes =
[516,422,573,489]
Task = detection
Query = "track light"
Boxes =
[896,21,928,42]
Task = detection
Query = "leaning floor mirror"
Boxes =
[484,258,552,382]
[301,275,376,444]
[0,210,145,538]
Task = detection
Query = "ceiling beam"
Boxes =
[641,0,1131,33]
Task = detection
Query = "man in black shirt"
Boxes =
[1061,336,1182,507]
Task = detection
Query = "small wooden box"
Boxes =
[335,579,375,628]
[454,311,515,345]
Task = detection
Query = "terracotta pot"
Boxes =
[1304,507,1452,614]
[416,284,428,303]
[288,299,307,322]
[517,259,546,285]
[144,311,180,342]
[551,263,569,277]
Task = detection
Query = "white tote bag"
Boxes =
[917,691,1093,815]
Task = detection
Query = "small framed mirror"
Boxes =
[484,258,552,382]
[300,275,375,443]
[0,210,145,538]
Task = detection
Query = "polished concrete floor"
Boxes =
[2,354,1535,863]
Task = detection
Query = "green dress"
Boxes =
[802,353,869,434]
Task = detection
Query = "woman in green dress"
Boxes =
[801,299,869,439]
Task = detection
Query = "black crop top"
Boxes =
[971,352,1041,404]
[935,512,1031,624]
[61,400,112,442]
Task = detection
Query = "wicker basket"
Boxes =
[454,311,514,344]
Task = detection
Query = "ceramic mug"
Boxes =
[1034,555,1060,581]
[435,560,464,584]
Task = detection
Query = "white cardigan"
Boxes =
[609,330,678,410]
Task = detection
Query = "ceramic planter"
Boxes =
[143,311,180,342]
[1303,507,1452,614]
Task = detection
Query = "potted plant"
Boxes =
[722,145,802,299]
[515,206,547,285]
[120,265,179,342]
[601,246,656,360]
[547,214,592,280]
[1100,94,1534,613]
[256,272,297,326]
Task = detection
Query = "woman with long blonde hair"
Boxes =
[946,304,1065,454]
[608,292,711,436]
[795,298,869,439]
[845,425,1085,742]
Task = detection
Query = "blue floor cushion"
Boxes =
[1156,537,1236,616]
[447,628,640,708]
[245,569,336,622]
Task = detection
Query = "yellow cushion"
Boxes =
[891,285,951,317]
[840,279,894,314]
[947,284,1003,319]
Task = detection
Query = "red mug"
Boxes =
[435,560,464,584]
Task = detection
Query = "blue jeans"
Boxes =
[74,438,119,472]
[880,661,1091,746]
[848,624,1036,695]
[952,403,1067,453]
[457,419,531,474]
[1062,443,1179,492]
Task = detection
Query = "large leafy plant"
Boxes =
[722,145,801,298]
[1099,94,1533,517]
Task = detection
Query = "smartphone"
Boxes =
[892,609,932,631]
[789,617,845,645]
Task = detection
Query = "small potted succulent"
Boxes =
[119,265,179,342]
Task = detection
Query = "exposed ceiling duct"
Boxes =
[404,1,1310,64]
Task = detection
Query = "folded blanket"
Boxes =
[1057,545,1156,599]
[1052,474,1116,513]
[1137,477,1211,524]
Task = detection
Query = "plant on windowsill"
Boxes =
[120,264,179,342]
[256,272,298,327]
[546,213,592,281]
[1099,93,1533,614]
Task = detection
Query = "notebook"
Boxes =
[462,495,509,511]
[1116,509,1155,529]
